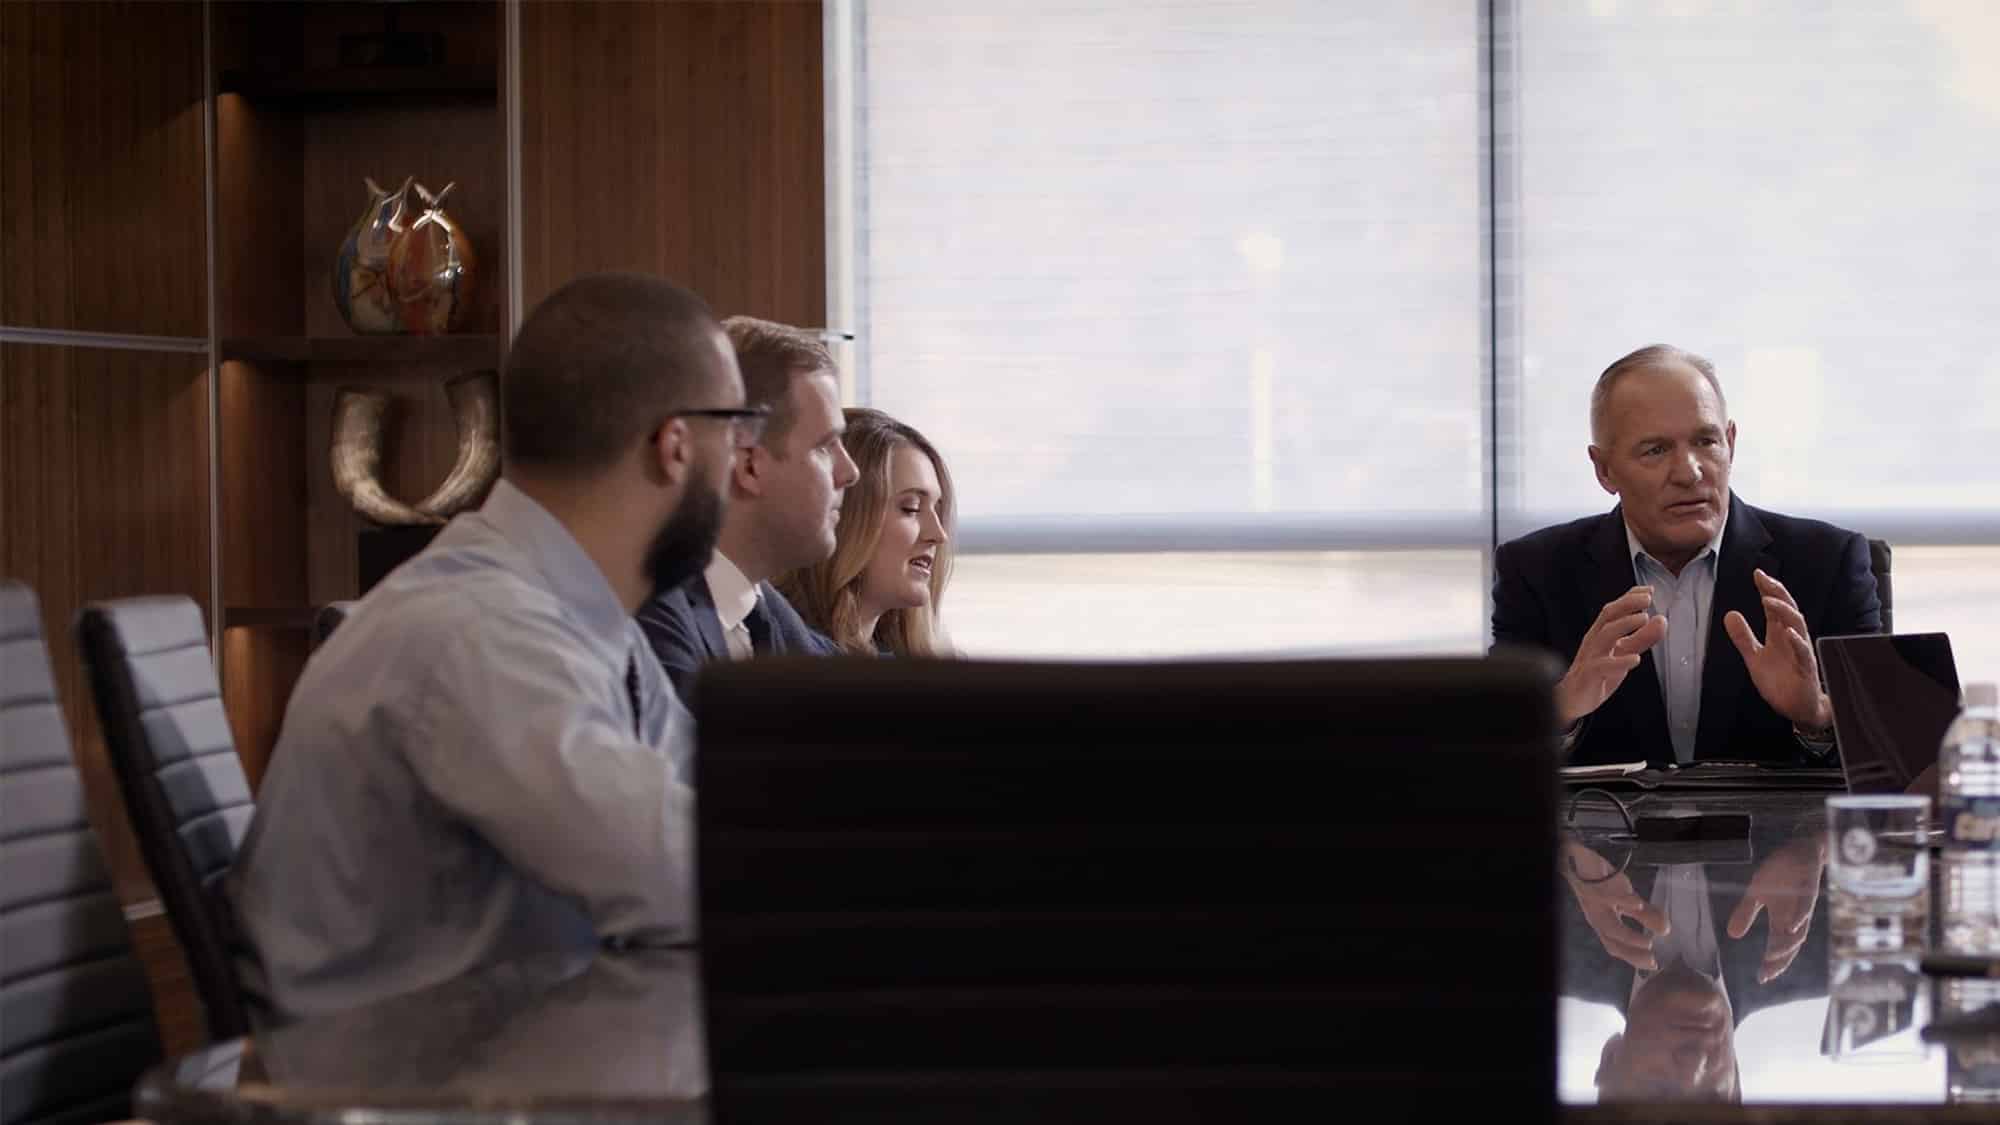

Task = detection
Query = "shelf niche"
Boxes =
[212,0,507,779]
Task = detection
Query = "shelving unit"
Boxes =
[211,0,508,777]
[222,607,324,629]
[219,65,496,99]
[220,333,500,366]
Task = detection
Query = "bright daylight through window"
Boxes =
[834,0,2000,686]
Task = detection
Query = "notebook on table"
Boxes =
[1816,632,1961,795]
[1560,760,1847,791]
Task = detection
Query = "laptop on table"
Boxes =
[1817,632,1962,795]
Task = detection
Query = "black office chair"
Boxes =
[1868,537,1893,634]
[312,601,355,650]
[1,582,164,1125]
[77,596,253,1043]
[696,653,1561,1121]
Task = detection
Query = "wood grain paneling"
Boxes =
[0,344,213,905]
[217,358,309,786]
[0,1,208,335]
[216,94,306,338]
[520,1,826,325]
[219,361,307,611]
[220,627,309,794]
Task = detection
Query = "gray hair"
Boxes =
[1589,343,1727,446]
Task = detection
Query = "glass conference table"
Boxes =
[140,788,2000,1123]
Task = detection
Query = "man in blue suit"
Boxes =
[639,317,860,698]
[1492,344,1881,768]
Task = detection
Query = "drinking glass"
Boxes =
[1827,794,1931,955]
[1826,956,1931,1064]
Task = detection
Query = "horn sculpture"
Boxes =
[330,387,444,526]
[414,370,501,518]
[330,372,503,527]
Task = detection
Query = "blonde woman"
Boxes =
[775,408,954,656]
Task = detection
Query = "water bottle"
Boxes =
[1942,978,2000,1103]
[1941,681,2000,954]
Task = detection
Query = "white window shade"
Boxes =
[854,0,1486,534]
[1513,0,2000,530]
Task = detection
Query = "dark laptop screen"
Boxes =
[1818,632,1961,794]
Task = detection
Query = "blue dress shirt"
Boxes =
[1626,521,1725,766]
[230,480,696,1020]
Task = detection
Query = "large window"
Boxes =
[834,0,2000,685]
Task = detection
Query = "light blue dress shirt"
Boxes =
[1627,521,1726,765]
[230,480,696,1020]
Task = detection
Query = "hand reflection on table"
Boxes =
[1562,826,1828,1102]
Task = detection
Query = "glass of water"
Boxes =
[1826,956,1931,1064]
[1827,794,1931,956]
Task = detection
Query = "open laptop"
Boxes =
[1817,632,1961,794]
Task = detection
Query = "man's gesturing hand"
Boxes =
[1556,586,1668,728]
[1723,568,1832,730]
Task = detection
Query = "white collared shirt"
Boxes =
[231,480,696,1019]
[1627,519,1727,765]
[1631,862,1728,1005]
[703,551,761,661]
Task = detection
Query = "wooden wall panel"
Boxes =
[0,344,213,904]
[218,359,309,787]
[520,0,826,325]
[216,96,306,338]
[0,1,208,336]
[219,361,308,610]
[220,627,309,794]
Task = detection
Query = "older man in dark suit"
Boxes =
[1493,344,1881,768]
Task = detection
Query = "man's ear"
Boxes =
[649,418,694,487]
[1589,445,1618,497]
[732,444,763,498]
[1724,419,1737,463]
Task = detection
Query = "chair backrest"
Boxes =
[696,652,1561,1119]
[76,596,252,1042]
[1,582,164,1125]
[312,601,354,650]
[1868,537,1893,634]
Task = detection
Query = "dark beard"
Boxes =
[643,462,725,595]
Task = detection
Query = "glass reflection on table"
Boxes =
[1558,789,1948,1105]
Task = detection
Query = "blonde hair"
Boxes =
[774,408,955,657]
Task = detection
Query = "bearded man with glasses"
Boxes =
[232,273,745,1019]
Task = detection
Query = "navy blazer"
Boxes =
[637,574,838,702]
[1492,495,1881,767]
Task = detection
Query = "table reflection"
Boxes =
[1560,791,1874,1104]
[142,789,1991,1119]
[145,948,706,1122]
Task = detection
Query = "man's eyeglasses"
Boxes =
[669,406,770,445]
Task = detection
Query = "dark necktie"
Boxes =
[744,598,774,655]
[625,651,643,739]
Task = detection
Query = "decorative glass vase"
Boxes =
[331,176,412,335]
[389,181,478,335]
